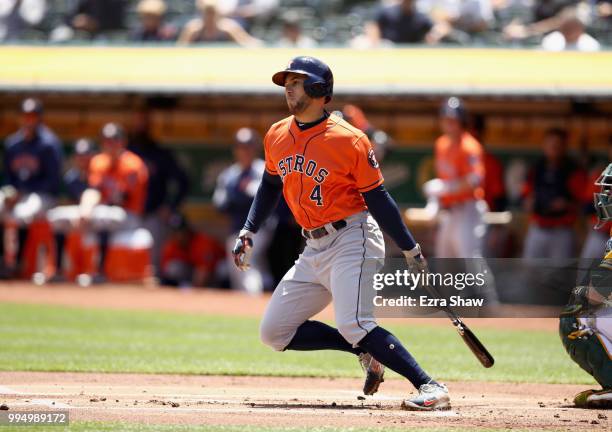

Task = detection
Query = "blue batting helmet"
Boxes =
[440,97,468,126]
[272,56,334,104]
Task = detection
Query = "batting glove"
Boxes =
[403,243,429,275]
[232,229,254,271]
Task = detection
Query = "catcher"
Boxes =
[560,162,612,409]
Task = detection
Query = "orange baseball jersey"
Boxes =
[435,132,485,208]
[264,113,383,230]
[88,150,149,215]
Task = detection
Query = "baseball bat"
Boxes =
[420,283,495,368]
[442,307,495,368]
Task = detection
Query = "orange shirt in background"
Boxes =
[161,233,224,275]
[264,113,384,230]
[434,132,485,208]
[88,150,149,215]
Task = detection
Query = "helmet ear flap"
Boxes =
[304,81,332,102]
[304,82,325,99]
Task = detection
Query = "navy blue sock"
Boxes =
[285,320,364,356]
[358,326,433,389]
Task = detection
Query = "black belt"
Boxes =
[302,220,347,240]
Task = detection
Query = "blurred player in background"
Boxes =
[522,128,586,259]
[468,114,506,213]
[213,127,274,294]
[128,106,190,277]
[559,162,612,409]
[45,138,97,282]
[75,123,149,284]
[1,98,62,277]
[424,97,488,259]
[160,213,224,288]
[468,114,510,258]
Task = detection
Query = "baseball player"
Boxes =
[48,123,148,284]
[213,128,274,294]
[44,138,98,282]
[559,162,612,409]
[424,97,487,259]
[231,56,450,410]
[1,98,63,276]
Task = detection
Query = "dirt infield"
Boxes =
[0,372,609,429]
[1,282,605,430]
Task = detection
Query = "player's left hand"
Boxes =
[403,243,429,275]
[232,230,254,271]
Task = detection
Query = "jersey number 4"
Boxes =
[310,184,323,206]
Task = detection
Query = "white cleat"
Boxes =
[401,382,451,411]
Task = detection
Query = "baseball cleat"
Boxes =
[401,382,450,411]
[359,353,384,395]
[574,388,612,409]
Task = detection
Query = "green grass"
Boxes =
[1,424,569,432]
[0,303,595,384]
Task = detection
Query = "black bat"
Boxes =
[420,283,495,368]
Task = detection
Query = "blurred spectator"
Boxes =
[127,107,190,277]
[45,138,97,282]
[50,0,125,42]
[598,1,612,19]
[213,127,274,294]
[0,98,62,277]
[522,128,586,259]
[424,97,487,258]
[75,123,149,284]
[580,138,612,259]
[419,0,496,42]
[216,0,279,31]
[533,0,580,22]
[503,1,581,41]
[359,0,437,47]
[129,0,177,42]
[160,214,224,288]
[178,0,260,46]
[541,8,601,51]
[0,0,46,41]
[276,10,316,48]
